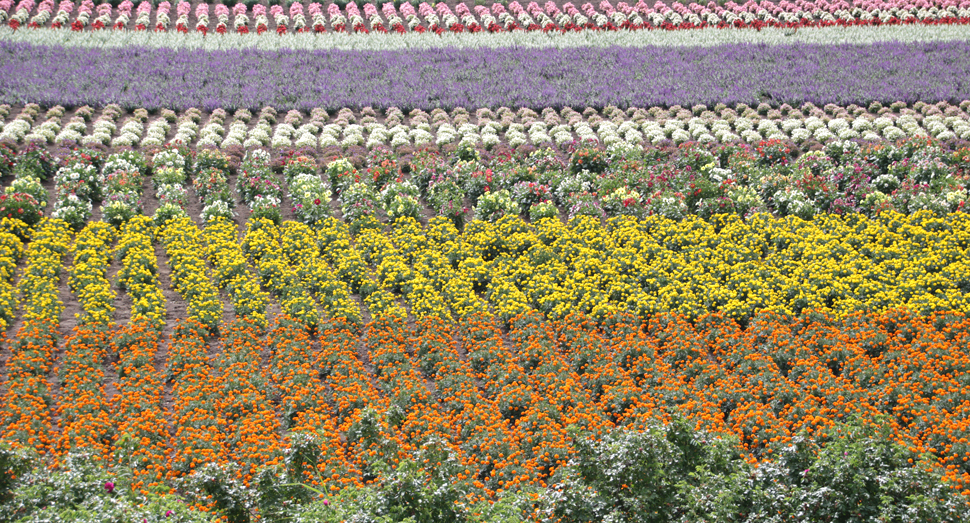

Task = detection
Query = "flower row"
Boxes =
[0,217,25,330]
[5,134,970,251]
[6,309,970,499]
[158,215,222,331]
[4,39,970,112]
[56,324,113,459]
[4,100,970,153]
[67,221,116,324]
[201,216,270,328]
[3,0,968,34]
[7,204,967,340]
[112,322,168,485]
[6,22,968,54]
[18,218,71,323]
[116,215,165,328]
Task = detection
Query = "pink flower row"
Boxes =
[2,0,968,32]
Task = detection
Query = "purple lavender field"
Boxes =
[1,40,968,111]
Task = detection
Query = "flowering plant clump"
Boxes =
[103,168,143,198]
[510,181,554,209]
[156,183,189,209]
[756,139,793,166]
[600,186,642,217]
[194,147,230,174]
[553,171,596,205]
[152,165,187,189]
[427,177,466,229]
[326,157,359,191]
[51,193,92,231]
[237,168,282,206]
[68,221,115,325]
[152,202,188,228]
[565,191,606,221]
[773,187,818,220]
[290,173,332,225]
[104,150,149,176]
[116,215,166,327]
[570,144,608,174]
[13,143,56,181]
[54,162,103,202]
[382,193,419,222]
[251,194,283,224]
[340,182,379,224]
[159,216,222,331]
[281,153,316,182]
[643,189,688,220]
[5,176,47,208]
[366,147,397,187]
[200,199,235,223]
[194,167,232,207]
[474,189,519,222]
[202,217,268,326]
[529,200,559,221]
[151,145,190,173]
[0,142,16,177]
[101,193,143,228]
[0,192,42,226]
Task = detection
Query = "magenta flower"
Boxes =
[104,481,115,493]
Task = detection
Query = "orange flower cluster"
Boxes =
[316,320,386,429]
[56,325,114,460]
[6,305,970,498]
[215,320,282,483]
[267,316,356,489]
[169,319,225,478]
[0,319,57,454]
[112,321,169,487]
[552,310,970,490]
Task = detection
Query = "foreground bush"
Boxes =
[3,418,966,523]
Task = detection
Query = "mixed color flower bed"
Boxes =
[1,2,970,522]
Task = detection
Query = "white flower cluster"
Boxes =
[140,109,176,148]
[29,0,52,27]
[195,108,226,148]
[169,107,201,145]
[242,106,275,148]
[22,105,63,145]
[9,102,970,155]
[216,108,247,148]
[0,104,42,143]
[110,110,148,147]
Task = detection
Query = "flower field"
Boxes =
[2,2,970,522]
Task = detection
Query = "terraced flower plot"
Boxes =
[1,1,970,522]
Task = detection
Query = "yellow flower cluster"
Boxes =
[0,219,26,330]
[336,224,405,320]
[280,221,362,325]
[159,216,222,332]
[242,218,319,328]
[202,217,269,328]
[116,216,165,329]
[454,211,970,322]
[19,218,71,323]
[289,212,970,325]
[381,216,486,321]
[68,222,116,325]
[91,209,969,332]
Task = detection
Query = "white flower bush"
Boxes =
[140,118,170,148]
